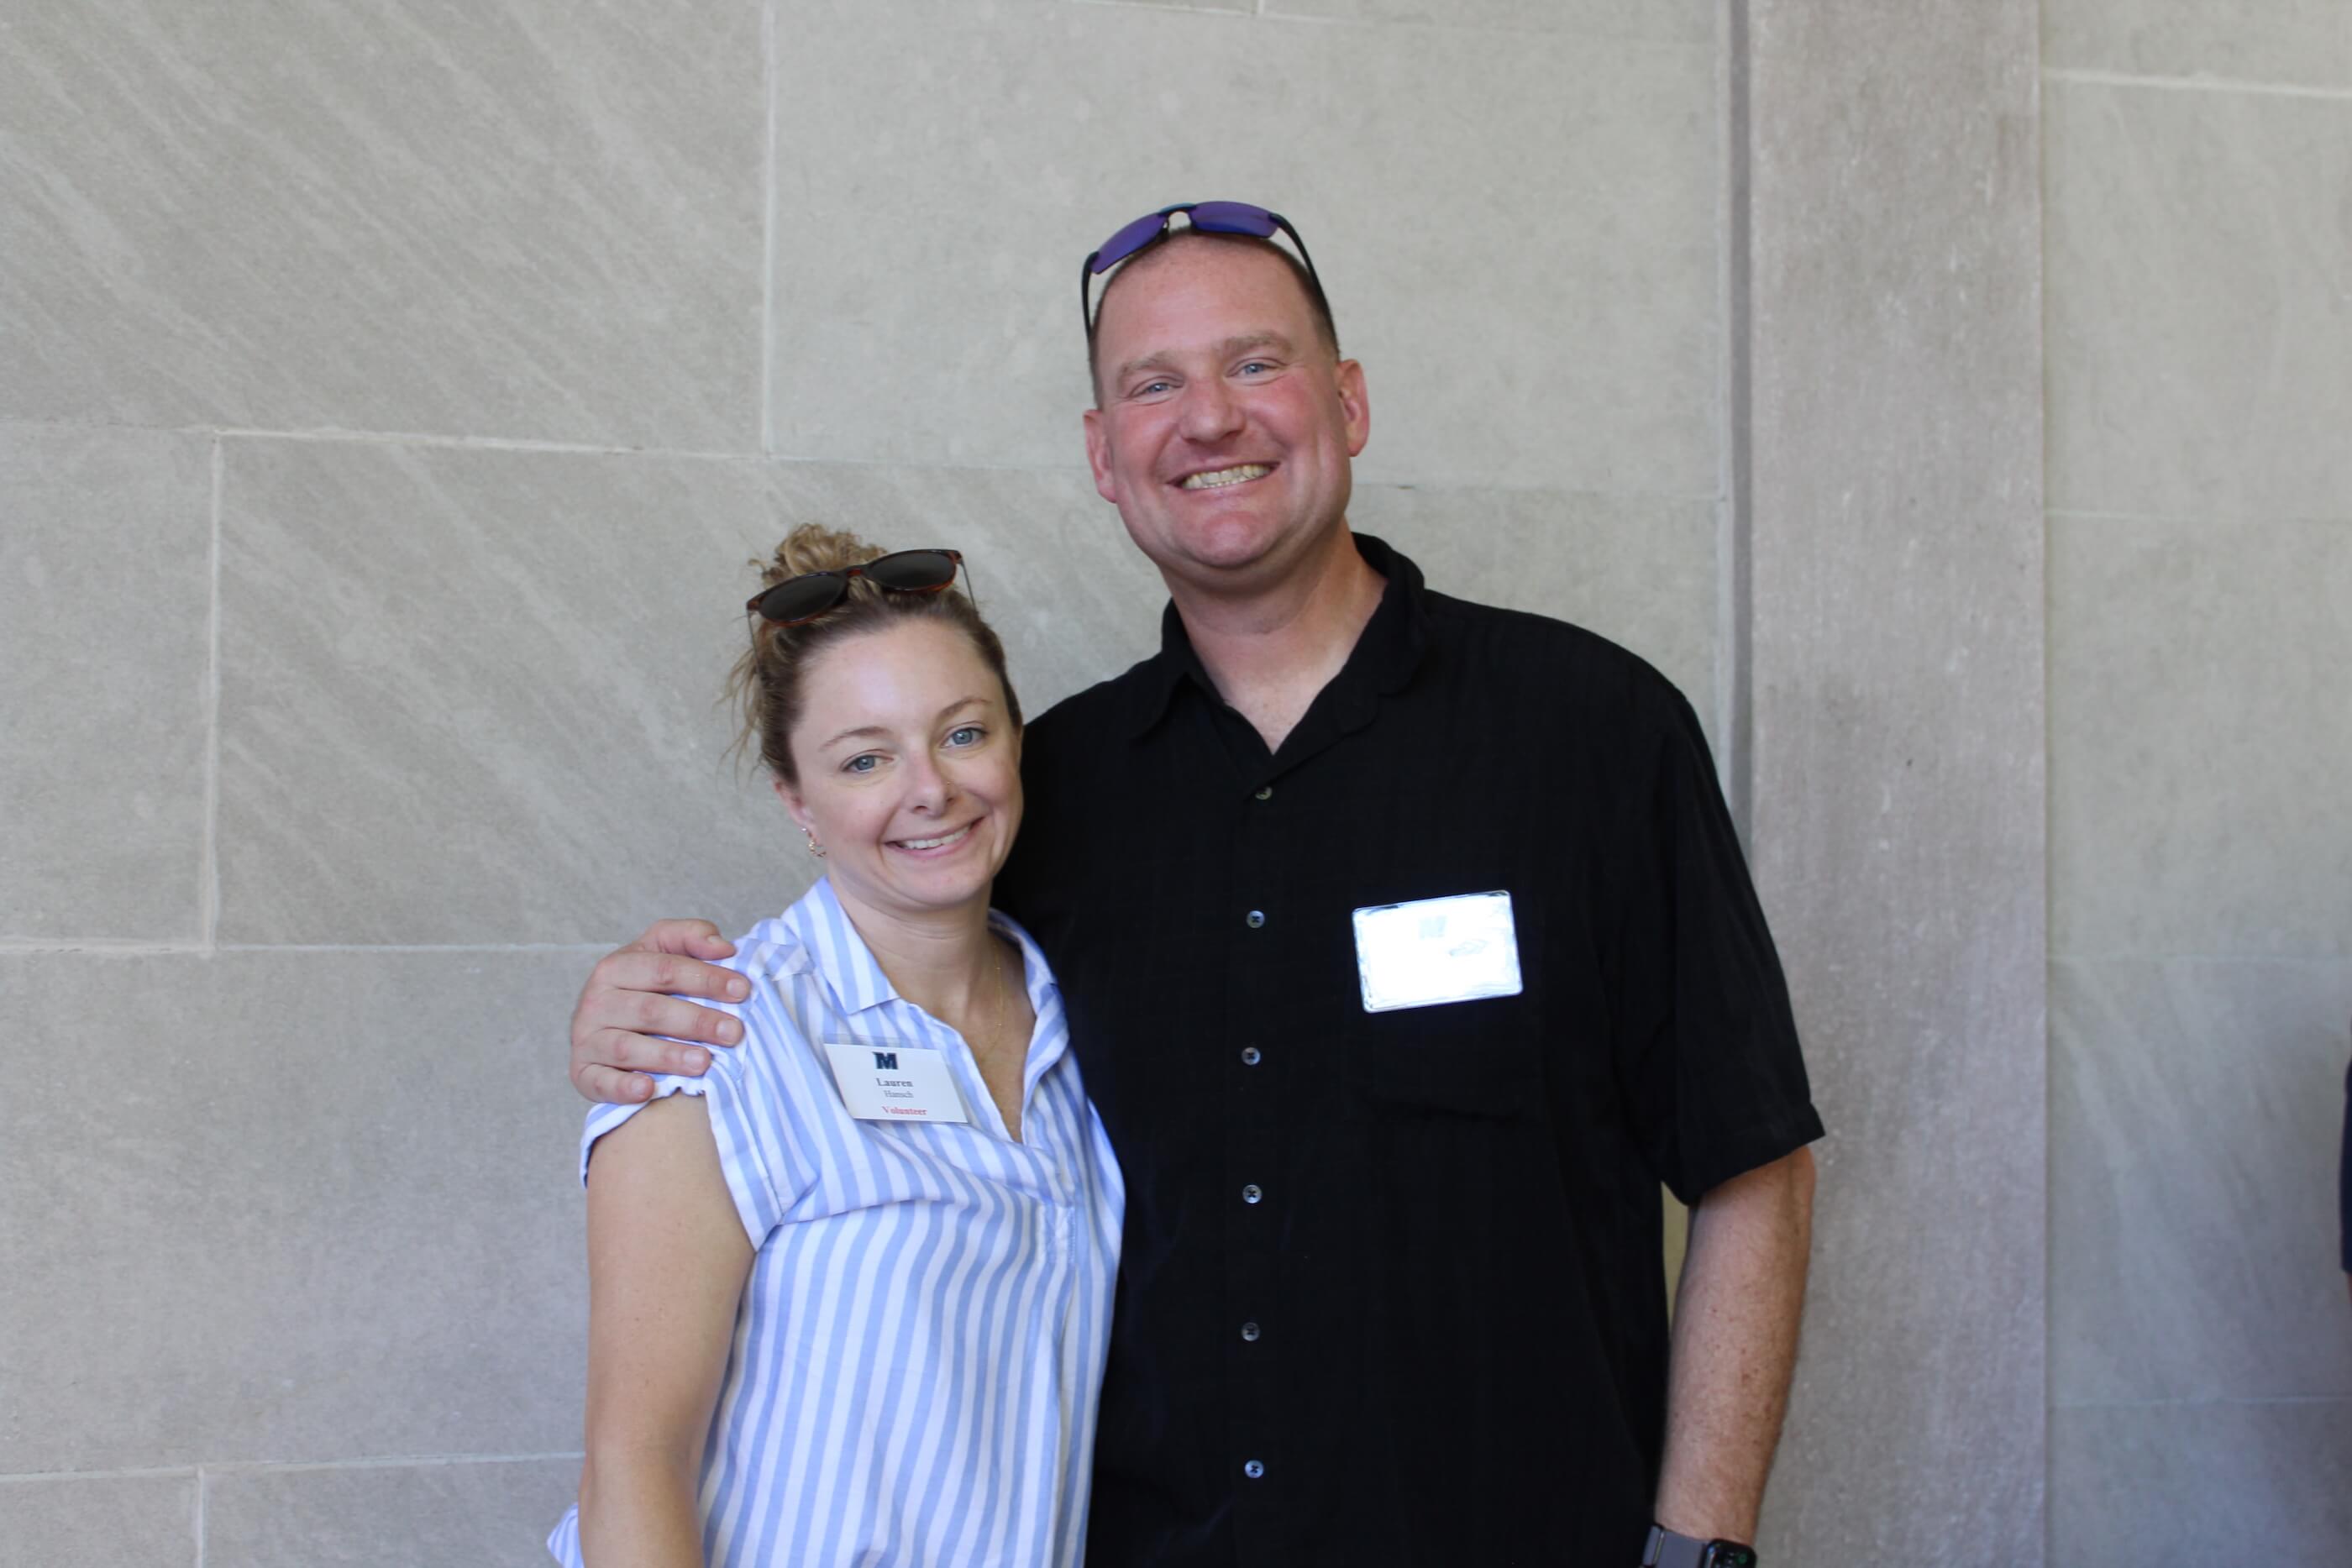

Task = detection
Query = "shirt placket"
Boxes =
[1226,764,1285,1561]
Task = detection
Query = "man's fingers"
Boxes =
[624,991,742,1049]
[570,1024,716,1093]
[596,947,750,1006]
[572,1061,656,1106]
[626,918,738,962]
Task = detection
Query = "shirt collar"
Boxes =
[777,877,1063,1020]
[1121,532,1431,740]
[778,876,901,1015]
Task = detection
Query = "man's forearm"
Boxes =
[1652,1146,1816,1544]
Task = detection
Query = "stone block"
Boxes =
[2046,81,2352,522]
[2044,0,2352,87]
[0,1,759,447]
[0,951,591,1471]
[2051,957,2352,1403]
[202,1459,580,1568]
[0,424,212,941]
[0,1473,194,1568]
[767,0,1719,497]
[2052,1398,2352,1561]
[2050,517,2352,959]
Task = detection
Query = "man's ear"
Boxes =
[1335,357,1370,458]
[1082,406,1121,506]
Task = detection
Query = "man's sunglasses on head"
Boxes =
[744,549,965,627]
[1080,201,1331,342]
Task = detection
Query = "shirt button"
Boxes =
[1245,910,1265,930]
[1240,1046,1262,1066]
[1242,1183,1263,1204]
[1241,1320,1262,1342]
[1243,1460,1265,1480]
[1253,785,1273,801]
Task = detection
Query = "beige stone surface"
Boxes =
[2050,517,2352,959]
[1744,0,2047,1557]
[1261,0,1711,42]
[0,0,759,447]
[202,1458,580,1568]
[2051,957,2352,1405]
[0,423,212,941]
[0,1474,194,1568]
[0,951,590,1472]
[2052,1398,2352,1561]
[211,441,1167,947]
[767,0,1719,496]
[2045,81,2352,523]
[2044,0,2352,87]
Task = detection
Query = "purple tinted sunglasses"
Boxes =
[1080,201,1331,341]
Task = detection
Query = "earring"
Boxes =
[802,825,827,859]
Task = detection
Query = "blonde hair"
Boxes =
[727,523,1021,787]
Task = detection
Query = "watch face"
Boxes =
[1703,1548,1757,1568]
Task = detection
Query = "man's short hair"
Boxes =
[1086,230,1341,401]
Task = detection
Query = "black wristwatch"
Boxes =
[1641,1524,1758,1568]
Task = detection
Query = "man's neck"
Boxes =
[1166,527,1388,753]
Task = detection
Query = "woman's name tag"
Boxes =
[1352,891,1524,1014]
[821,1041,969,1123]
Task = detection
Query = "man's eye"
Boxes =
[1237,360,1273,375]
[1133,379,1174,397]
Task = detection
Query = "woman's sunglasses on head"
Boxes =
[744,549,965,627]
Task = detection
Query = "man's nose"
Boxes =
[1176,376,1243,443]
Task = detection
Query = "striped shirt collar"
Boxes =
[774,875,1059,1021]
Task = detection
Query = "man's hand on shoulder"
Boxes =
[570,920,751,1104]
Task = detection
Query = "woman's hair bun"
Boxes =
[759,522,885,589]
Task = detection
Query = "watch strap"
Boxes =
[1643,1525,1758,1568]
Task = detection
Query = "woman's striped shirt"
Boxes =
[548,878,1124,1567]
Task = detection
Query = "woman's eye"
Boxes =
[946,726,983,747]
[843,754,880,774]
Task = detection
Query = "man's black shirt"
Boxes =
[995,536,1824,1566]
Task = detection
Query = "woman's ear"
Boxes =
[772,774,809,831]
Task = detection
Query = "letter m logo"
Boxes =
[872,1051,898,1070]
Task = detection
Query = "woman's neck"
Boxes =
[827,881,1003,1021]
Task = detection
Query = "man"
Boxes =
[569,204,1821,1566]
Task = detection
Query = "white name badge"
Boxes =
[821,1041,970,1124]
[1352,891,1525,1014]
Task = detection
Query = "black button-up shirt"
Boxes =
[996,535,1823,1566]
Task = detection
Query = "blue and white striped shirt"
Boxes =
[549,878,1123,1567]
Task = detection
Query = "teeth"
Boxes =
[895,824,972,852]
[1181,464,1270,490]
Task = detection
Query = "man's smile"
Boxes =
[1177,462,1274,490]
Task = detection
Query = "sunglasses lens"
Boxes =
[863,551,959,592]
[1186,201,1276,238]
[756,574,845,623]
[1093,211,1173,274]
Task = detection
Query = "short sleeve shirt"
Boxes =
[993,534,1823,1566]
[547,878,1123,1568]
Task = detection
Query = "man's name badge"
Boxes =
[1351,890,1525,1014]
[821,1041,969,1123]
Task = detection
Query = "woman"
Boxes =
[547,527,1122,1566]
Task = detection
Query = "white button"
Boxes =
[1243,1459,1265,1479]
[1242,1183,1263,1204]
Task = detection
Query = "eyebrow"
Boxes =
[817,696,990,753]
[1111,332,1298,388]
